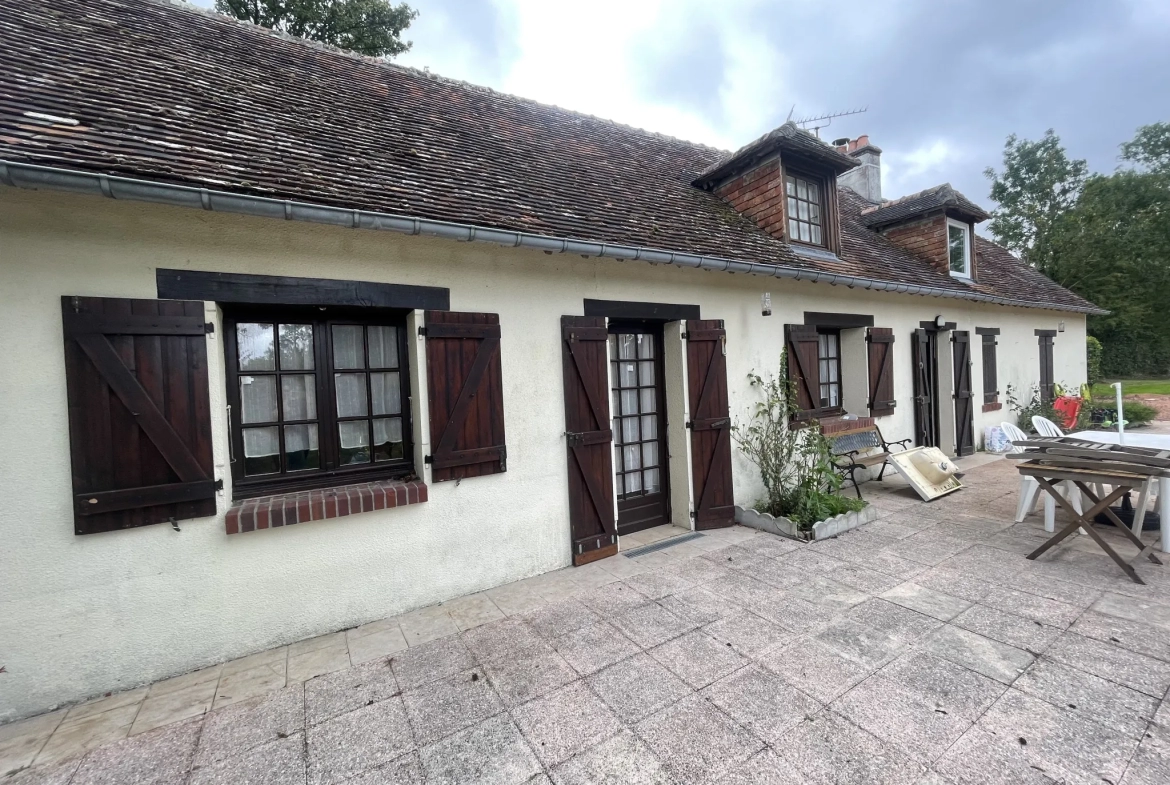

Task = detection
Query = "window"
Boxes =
[786,172,825,246]
[947,218,972,278]
[817,330,842,409]
[225,308,412,497]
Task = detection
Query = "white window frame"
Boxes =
[946,218,972,279]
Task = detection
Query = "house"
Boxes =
[0,0,1101,723]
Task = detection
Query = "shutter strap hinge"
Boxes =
[418,326,427,337]
[204,322,215,335]
[424,454,433,464]
[214,479,224,491]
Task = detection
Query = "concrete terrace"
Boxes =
[3,457,1170,784]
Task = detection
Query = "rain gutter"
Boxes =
[0,160,1106,316]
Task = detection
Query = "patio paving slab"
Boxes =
[586,653,691,725]
[774,709,925,785]
[304,658,399,727]
[916,624,1034,684]
[188,733,305,785]
[550,621,640,677]
[880,582,972,621]
[194,685,304,768]
[481,649,578,708]
[634,694,763,784]
[548,731,672,785]
[701,665,820,745]
[1070,609,1170,662]
[1045,632,1170,697]
[949,603,1063,654]
[1014,658,1158,738]
[306,698,413,785]
[648,630,749,689]
[418,714,541,785]
[401,668,502,746]
[511,682,621,767]
[759,637,875,704]
[69,718,201,785]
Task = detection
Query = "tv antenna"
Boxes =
[791,107,868,137]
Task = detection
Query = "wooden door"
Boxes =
[952,331,975,456]
[911,328,939,448]
[561,316,617,565]
[609,325,670,535]
[686,320,734,529]
[1038,334,1055,403]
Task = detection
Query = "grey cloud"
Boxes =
[633,0,1170,206]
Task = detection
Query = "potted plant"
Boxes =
[732,352,871,540]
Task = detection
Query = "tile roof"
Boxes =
[0,0,1100,315]
[860,183,991,228]
[694,122,860,186]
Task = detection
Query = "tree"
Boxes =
[1049,129,1170,377]
[984,130,1088,276]
[217,0,417,58]
[1122,122,1170,176]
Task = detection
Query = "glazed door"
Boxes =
[609,325,670,535]
[912,328,941,448]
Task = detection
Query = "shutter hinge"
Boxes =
[424,454,433,464]
[499,446,507,472]
[204,322,215,335]
[418,326,427,337]
[680,332,688,340]
[685,420,692,429]
[214,479,224,491]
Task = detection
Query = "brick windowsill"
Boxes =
[982,402,1003,413]
[226,479,428,535]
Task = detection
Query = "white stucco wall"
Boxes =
[0,186,1087,721]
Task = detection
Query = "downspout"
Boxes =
[0,160,1106,316]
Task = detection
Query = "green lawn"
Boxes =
[1090,379,1170,397]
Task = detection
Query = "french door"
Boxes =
[609,325,670,534]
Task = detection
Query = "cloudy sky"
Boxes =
[195,0,1169,205]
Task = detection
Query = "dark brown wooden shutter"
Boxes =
[866,327,896,416]
[785,324,821,417]
[1038,334,1055,403]
[424,311,506,482]
[911,328,935,447]
[687,320,734,529]
[952,331,975,456]
[982,334,999,404]
[561,317,617,565]
[61,296,216,535]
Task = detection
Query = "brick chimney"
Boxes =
[834,135,882,203]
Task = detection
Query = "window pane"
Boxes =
[278,324,314,370]
[622,416,639,444]
[638,361,654,386]
[642,441,658,468]
[618,333,636,360]
[808,181,819,202]
[371,371,402,416]
[622,390,638,415]
[332,325,364,369]
[242,426,280,475]
[335,373,369,417]
[788,197,798,217]
[367,326,399,369]
[811,225,822,245]
[612,389,621,417]
[281,374,317,421]
[799,223,810,243]
[788,219,799,238]
[626,471,642,494]
[615,473,624,496]
[810,203,821,225]
[624,444,641,471]
[637,334,654,359]
[785,175,796,196]
[819,359,829,380]
[284,424,319,471]
[949,225,968,273]
[373,417,404,462]
[640,388,656,413]
[641,414,657,441]
[798,200,809,221]
[619,361,637,387]
[240,375,278,424]
[643,467,660,494]
[829,359,839,383]
[830,385,840,407]
[614,444,623,471]
[338,420,370,465]
[797,179,808,200]
[237,323,275,371]
[818,334,829,356]
[826,333,838,355]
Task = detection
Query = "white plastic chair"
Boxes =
[1003,422,1042,522]
[1032,416,1064,437]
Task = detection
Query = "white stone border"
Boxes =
[734,503,877,541]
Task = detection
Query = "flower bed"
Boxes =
[734,503,878,541]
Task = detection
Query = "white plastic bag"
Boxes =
[984,425,1012,454]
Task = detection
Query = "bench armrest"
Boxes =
[883,438,911,451]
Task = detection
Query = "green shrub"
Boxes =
[1093,400,1158,427]
[733,352,865,530]
[1086,336,1103,387]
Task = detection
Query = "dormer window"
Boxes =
[947,218,972,278]
[786,172,825,246]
